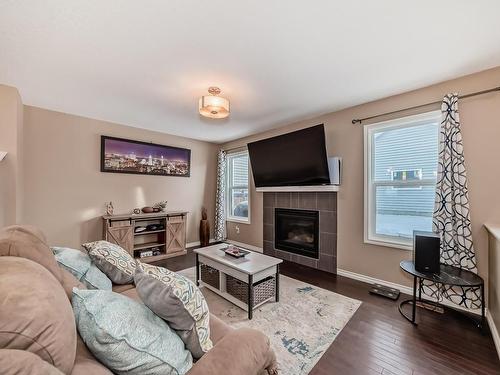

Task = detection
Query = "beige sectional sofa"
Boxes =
[0,225,278,375]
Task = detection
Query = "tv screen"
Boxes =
[247,124,330,188]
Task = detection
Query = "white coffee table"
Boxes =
[194,243,283,319]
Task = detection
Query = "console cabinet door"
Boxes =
[166,215,186,254]
[106,224,134,255]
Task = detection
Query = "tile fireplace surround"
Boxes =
[263,191,337,274]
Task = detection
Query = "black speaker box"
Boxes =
[413,231,440,274]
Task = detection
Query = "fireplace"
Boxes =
[275,208,319,259]
[263,191,337,274]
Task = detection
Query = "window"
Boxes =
[364,111,440,250]
[226,150,250,223]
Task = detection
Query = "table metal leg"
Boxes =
[248,274,254,320]
[411,275,417,324]
[195,254,200,287]
[275,264,280,302]
[399,276,419,325]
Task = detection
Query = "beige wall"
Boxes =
[22,106,218,248]
[223,66,500,288]
[486,225,500,350]
[0,85,23,227]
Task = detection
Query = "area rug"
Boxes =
[179,267,361,375]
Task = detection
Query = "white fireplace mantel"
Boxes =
[256,185,340,193]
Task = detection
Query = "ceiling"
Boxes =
[1,1,500,143]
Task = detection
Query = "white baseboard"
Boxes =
[337,268,413,295]
[186,239,216,249]
[225,239,263,253]
[486,310,500,360]
[337,268,482,316]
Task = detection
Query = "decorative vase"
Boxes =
[199,207,210,247]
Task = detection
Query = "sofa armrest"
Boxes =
[187,327,278,375]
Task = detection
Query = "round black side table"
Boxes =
[399,260,485,329]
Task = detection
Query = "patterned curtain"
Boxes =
[421,93,480,309]
[214,150,227,241]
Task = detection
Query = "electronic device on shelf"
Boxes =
[138,250,153,258]
[146,224,164,231]
[413,231,441,274]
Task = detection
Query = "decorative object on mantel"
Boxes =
[199,207,210,247]
[153,201,168,212]
[101,135,191,177]
[105,201,114,215]
[133,208,141,215]
[198,87,230,119]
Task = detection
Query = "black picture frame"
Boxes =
[100,135,191,177]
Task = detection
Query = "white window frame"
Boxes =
[363,111,440,250]
[226,150,251,224]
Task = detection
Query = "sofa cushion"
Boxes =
[2,224,48,244]
[71,335,113,375]
[186,328,278,375]
[135,263,213,359]
[60,267,88,299]
[72,288,193,375]
[118,285,142,300]
[0,257,77,374]
[82,241,136,284]
[0,225,62,282]
[112,283,135,293]
[52,247,112,290]
[0,349,64,375]
[208,314,233,345]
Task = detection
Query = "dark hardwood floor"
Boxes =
[156,249,500,375]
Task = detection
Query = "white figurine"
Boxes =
[106,201,114,215]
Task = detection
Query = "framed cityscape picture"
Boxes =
[100,136,191,177]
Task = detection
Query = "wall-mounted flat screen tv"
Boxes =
[247,124,330,187]
[101,136,191,177]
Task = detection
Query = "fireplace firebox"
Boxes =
[274,208,319,259]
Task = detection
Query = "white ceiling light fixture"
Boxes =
[198,87,230,119]
[0,151,7,162]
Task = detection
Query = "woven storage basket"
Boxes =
[226,275,275,305]
[200,264,220,289]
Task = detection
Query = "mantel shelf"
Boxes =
[256,185,340,193]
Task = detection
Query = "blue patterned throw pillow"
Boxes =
[82,240,136,284]
[72,289,193,375]
[52,247,112,290]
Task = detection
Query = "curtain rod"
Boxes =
[352,86,500,125]
[222,145,247,153]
